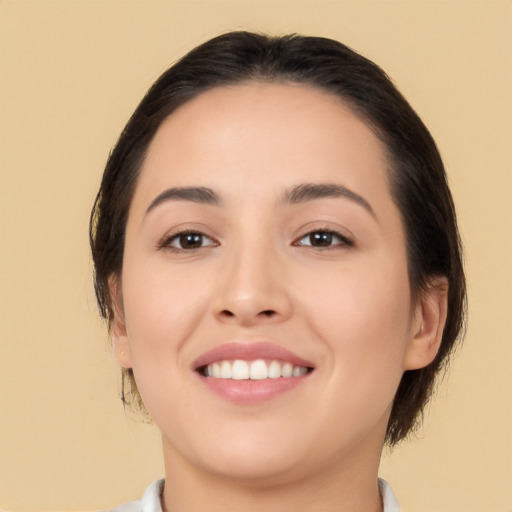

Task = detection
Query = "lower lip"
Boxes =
[198,374,310,405]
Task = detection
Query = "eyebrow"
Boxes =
[282,183,376,218]
[145,186,220,215]
[144,182,375,219]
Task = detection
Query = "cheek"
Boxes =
[120,254,213,365]
[118,257,215,426]
[299,261,412,429]
[298,257,413,371]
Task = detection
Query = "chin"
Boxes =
[199,449,306,486]
[166,425,312,486]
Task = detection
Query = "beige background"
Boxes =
[1,1,511,511]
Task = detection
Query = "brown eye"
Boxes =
[296,230,353,248]
[309,232,333,246]
[164,231,217,250]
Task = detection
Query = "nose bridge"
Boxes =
[214,228,292,325]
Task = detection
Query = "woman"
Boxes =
[90,31,466,512]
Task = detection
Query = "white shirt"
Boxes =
[107,478,400,512]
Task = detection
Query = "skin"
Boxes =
[111,83,448,512]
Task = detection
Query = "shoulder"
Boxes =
[102,479,165,512]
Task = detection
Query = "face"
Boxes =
[112,83,441,484]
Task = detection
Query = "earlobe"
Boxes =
[109,275,133,369]
[404,277,449,370]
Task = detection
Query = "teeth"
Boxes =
[292,366,308,377]
[232,360,249,380]
[249,359,268,380]
[267,360,282,379]
[281,362,293,377]
[204,359,309,380]
[220,361,232,379]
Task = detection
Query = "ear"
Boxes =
[404,277,449,370]
[109,275,133,369]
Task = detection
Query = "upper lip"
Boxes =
[192,342,315,370]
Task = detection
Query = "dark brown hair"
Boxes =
[90,31,466,446]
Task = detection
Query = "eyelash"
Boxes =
[158,230,218,252]
[294,229,354,249]
[158,228,354,252]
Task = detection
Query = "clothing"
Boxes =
[107,477,400,512]
[379,478,401,512]
[107,479,164,512]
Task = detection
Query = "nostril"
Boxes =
[217,308,279,322]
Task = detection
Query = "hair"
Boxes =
[90,31,466,446]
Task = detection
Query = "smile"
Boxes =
[193,342,315,404]
[202,359,310,380]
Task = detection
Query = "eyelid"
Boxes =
[292,226,355,249]
[158,227,219,251]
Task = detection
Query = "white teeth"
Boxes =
[249,359,268,380]
[220,360,232,378]
[231,360,250,380]
[292,366,308,377]
[204,359,309,380]
[281,362,293,377]
[268,360,282,379]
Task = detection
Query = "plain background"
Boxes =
[0,1,510,511]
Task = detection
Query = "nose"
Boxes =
[212,243,293,327]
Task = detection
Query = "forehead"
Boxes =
[135,82,392,212]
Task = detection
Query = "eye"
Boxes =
[160,230,218,251]
[295,230,353,248]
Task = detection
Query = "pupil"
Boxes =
[311,232,332,246]
[180,233,202,248]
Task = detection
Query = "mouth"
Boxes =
[198,359,313,380]
[193,342,315,404]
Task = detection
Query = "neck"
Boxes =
[161,439,384,512]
